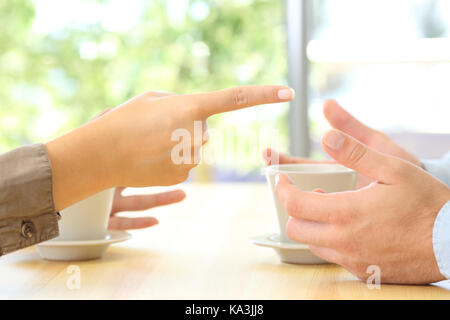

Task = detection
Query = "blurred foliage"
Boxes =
[0,0,288,175]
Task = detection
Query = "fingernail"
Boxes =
[324,130,345,150]
[275,174,280,186]
[278,88,295,100]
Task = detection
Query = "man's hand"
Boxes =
[108,187,186,230]
[264,100,420,188]
[275,129,450,284]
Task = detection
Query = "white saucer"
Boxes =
[251,233,329,265]
[36,230,131,261]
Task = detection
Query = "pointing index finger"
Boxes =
[189,85,295,117]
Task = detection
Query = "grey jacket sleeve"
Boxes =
[0,144,59,256]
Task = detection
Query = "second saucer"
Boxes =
[251,233,329,265]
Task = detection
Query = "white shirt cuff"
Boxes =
[433,201,450,279]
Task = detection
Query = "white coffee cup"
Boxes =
[265,164,357,243]
[55,188,115,241]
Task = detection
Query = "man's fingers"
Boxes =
[262,148,279,165]
[324,100,379,144]
[263,148,335,166]
[275,173,353,223]
[309,245,342,265]
[286,217,335,247]
[108,217,159,230]
[322,130,410,184]
[190,85,295,117]
[112,189,186,214]
[262,148,326,166]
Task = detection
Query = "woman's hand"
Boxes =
[108,187,185,230]
[264,100,420,188]
[275,129,450,284]
[47,85,295,211]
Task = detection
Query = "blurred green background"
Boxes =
[0,0,289,181]
[3,0,449,182]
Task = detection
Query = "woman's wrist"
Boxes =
[45,120,116,211]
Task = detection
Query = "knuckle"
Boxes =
[231,87,248,107]
[345,143,368,168]
[332,228,352,251]
[387,158,409,178]
[270,87,280,100]
[132,196,145,208]
[326,210,338,224]
[329,210,351,225]
[333,236,349,251]
[284,196,300,215]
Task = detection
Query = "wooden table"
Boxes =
[1,183,450,300]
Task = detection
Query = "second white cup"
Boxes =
[266,164,357,243]
[55,188,115,241]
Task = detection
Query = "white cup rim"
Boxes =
[264,163,355,175]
